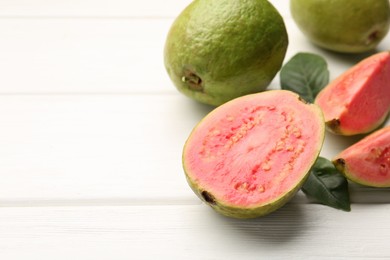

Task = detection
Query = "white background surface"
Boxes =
[0,0,389,259]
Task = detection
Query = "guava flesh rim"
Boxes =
[183,91,324,209]
[315,51,390,135]
[334,126,390,187]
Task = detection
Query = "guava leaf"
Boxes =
[280,52,329,103]
[302,157,351,212]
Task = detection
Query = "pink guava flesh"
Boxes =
[333,126,390,187]
[183,90,324,216]
[315,51,390,135]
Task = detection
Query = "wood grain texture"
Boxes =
[0,0,290,18]
[0,95,388,204]
[0,10,388,94]
[0,18,174,93]
[0,204,390,259]
[0,95,205,202]
[0,0,193,18]
[0,0,389,259]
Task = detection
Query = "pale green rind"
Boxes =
[332,126,390,187]
[333,158,390,188]
[317,51,390,135]
[183,169,309,218]
[325,111,389,136]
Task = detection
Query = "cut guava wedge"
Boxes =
[333,125,390,187]
[315,51,390,135]
[182,90,325,218]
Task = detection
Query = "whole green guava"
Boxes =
[164,0,288,106]
[290,0,390,53]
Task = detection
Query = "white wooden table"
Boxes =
[0,1,389,259]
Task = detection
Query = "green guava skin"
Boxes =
[164,0,288,106]
[290,0,390,53]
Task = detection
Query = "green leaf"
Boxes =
[302,157,351,212]
[280,52,329,103]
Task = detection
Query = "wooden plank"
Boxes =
[0,0,193,18]
[0,18,175,94]
[0,203,390,259]
[0,1,388,259]
[0,16,388,94]
[0,0,289,18]
[0,94,208,202]
[0,94,388,204]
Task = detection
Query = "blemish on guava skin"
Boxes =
[181,70,203,92]
[336,158,346,170]
[328,118,341,131]
[366,30,379,45]
[298,96,309,104]
[201,190,216,205]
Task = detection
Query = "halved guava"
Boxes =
[315,51,390,135]
[333,125,390,187]
[182,90,325,218]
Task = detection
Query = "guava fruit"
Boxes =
[182,90,325,218]
[164,0,288,106]
[315,51,390,136]
[333,126,390,187]
[290,0,390,53]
